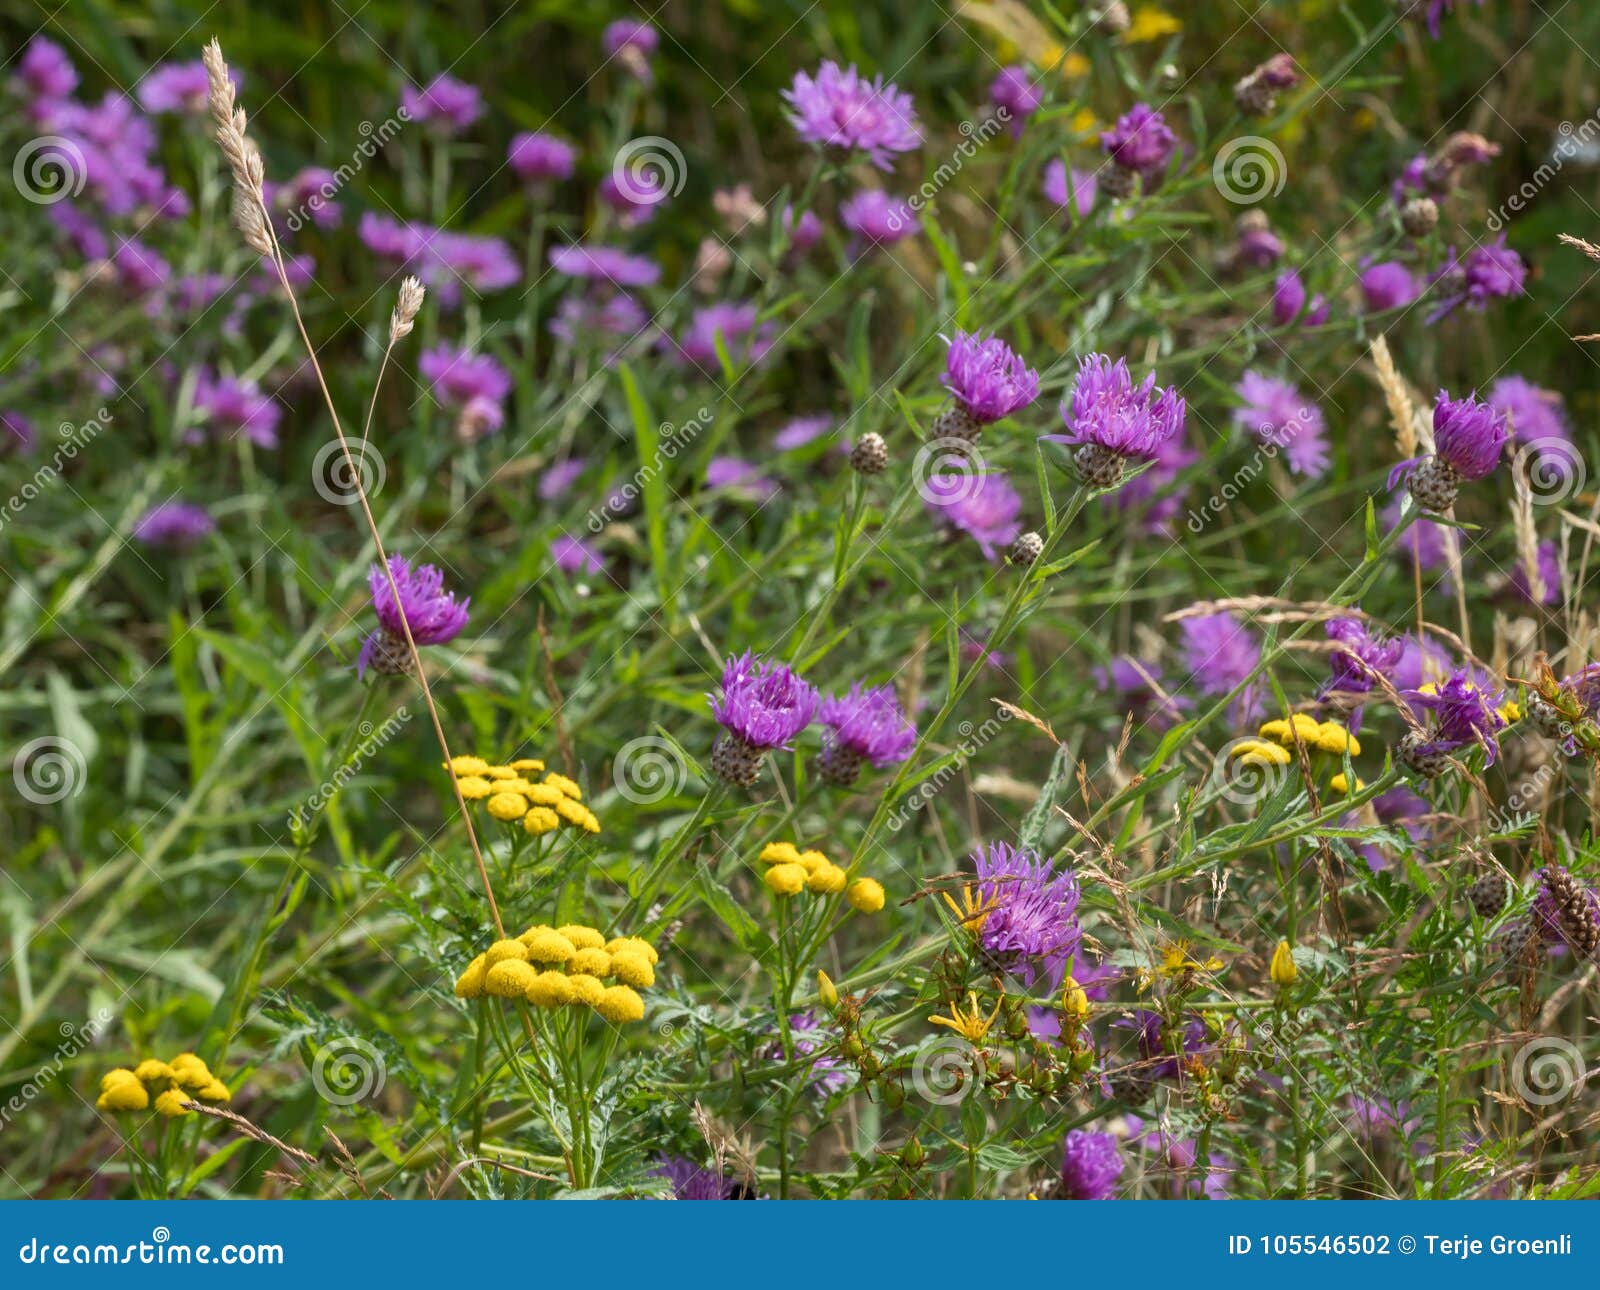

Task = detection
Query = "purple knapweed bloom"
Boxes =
[270,167,343,229]
[1400,667,1508,773]
[773,415,833,452]
[15,36,77,103]
[1044,353,1186,488]
[2,412,37,454]
[1042,160,1097,220]
[192,368,282,449]
[1391,634,1456,691]
[597,171,667,227]
[1057,1130,1123,1200]
[549,293,650,354]
[359,556,470,678]
[1433,389,1509,480]
[1271,270,1307,326]
[650,1156,738,1201]
[989,66,1042,136]
[1095,656,1190,729]
[538,458,588,500]
[1511,540,1561,607]
[1360,261,1419,313]
[551,534,603,576]
[112,237,171,296]
[938,331,1040,437]
[132,502,215,551]
[419,344,511,409]
[508,131,576,184]
[1233,372,1328,478]
[138,60,226,114]
[838,189,917,253]
[817,683,917,784]
[1100,103,1177,193]
[708,652,819,785]
[968,842,1082,983]
[401,74,483,133]
[1427,237,1526,323]
[603,19,658,82]
[766,1011,850,1096]
[704,456,778,502]
[925,470,1023,561]
[781,205,824,259]
[1181,611,1262,722]
[417,230,519,305]
[1322,617,1404,701]
[1123,1010,1214,1083]
[1110,431,1198,536]
[783,60,922,171]
[668,303,774,373]
[1489,375,1569,445]
[548,243,661,289]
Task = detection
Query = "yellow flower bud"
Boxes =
[446,756,490,776]
[807,862,848,895]
[196,1079,231,1103]
[455,776,494,800]
[594,985,645,1024]
[605,936,659,965]
[484,960,538,998]
[542,772,582,800]
[96,1079,149,1113]
[847,878,885,914]
[523,783,565,807]
[154,1088,193,1117]
[566,973,606,1007]
[569,947,613,977]
[1060,979,1090,1025]
[558,925,606,951]
[453,953,489,998]
[523,930,577,964]
[764,863,808,896]
[817,970,839,1010]
[796,849,829,874]
[133,1059,174,1086]
[509,758,546,772]
[486,791,530,821]
[526,971,576,1007]
[759,842,802,865]
[523,806,560,835]
[167,1054,212,1090]
[485,939,529,965]
[1270,939,1298,987]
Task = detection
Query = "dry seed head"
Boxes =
[231,186,273,257]
[391,276,426,343]
[1511,433,1548,605]
[1368,334,1417,462]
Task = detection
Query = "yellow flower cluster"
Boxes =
[444,755,600,835]
[453,922,659,1023]
[758,842,884,913]
[97,1053,230,1117]
[1257,714,1360,757]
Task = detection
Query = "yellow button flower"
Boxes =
[566,973,606,1007]
[454,953,489,998]
[484,960,538,998]
[446,756,490,777]
[168,1054,213,1090]
[610,951,655,989]
[523,929,577,964]
[154,1088,193,1117]
[100,1068,142,1094]
[765,863,808,896]
[558,925,606,950]
[96,1078,149,1113]
[574,806,601,834]
[523,806,560,835]
[848,877,886,914]
[509,758,546,772]
[594,985,646,1024]
[482,765,518,780]
[196,1079,231,1103]
[456,776,494,800]
[486,791,530,821]
[796,849,829,874]
[808,862,848,895]
[759,842,802,865]
[523,782,566,807]
[133,1059,173,1086]
[526,971,576,1007]
[485,939,529,965]
[543,772,582,800]
[553,796,589,825]
[569,947,613,976]
[1270,939,1298,986]
[605,936,658,965]
[1314,722,1360,756]
[1260,714,1321,746]
[1328,772,1365,794]
[1229,738,1291,766]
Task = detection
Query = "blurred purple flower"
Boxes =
[508,131,576,184]
[783,60,922,170]
[548,243,661,288]
[839,189,917,253]
[193,368,281,449]
[989,66,1042,136]
[1488,375,1569,445]
[551,534,603,575]
[925,470,1023,560]
[133,502,215,551]
[1360,261,1419,312]
[1100,103,1177,175]
[1042,160,1097,220]
[1180,611,1261,721]
[418,344,511,411]
[401,74,483,133]
[1058,1130,1123,1199]
[139,60,228,114]
[1233,372,1328,478]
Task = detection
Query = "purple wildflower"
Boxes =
[767,1011,850,1096]
[1042,161,1097,220]
[597,171,666,226]
[940,331,1040,425]
[1233,372,1329,478]
[139,61,224,114]
[417,230,519,305]
[925,470,1023,561]
[1489,375,1570,445]
[781,205,824,258]
[538,458,588,499]
[1044,354,1185,488]
[418,344,511,409]
[358,556,470,679]
[603,20,658,82]
[704,456,778,502]
[773,415,833,451]
[1058,1130,1123,1200]
[1095,656,1190,729]
[1427,237,1526,322]
[969,842,1082,983]
[708,652,819,785]
[551,535,603,576]
[817,683,916,783]
[1361,261,1419,312]
[401,74,483,133]
[650,1156,737,1201]
[508,132,575,185]
[1323,617,1404,700]
[548,292,649,352]
[1180,611,1262,722]
[783,61,922,170]
[1391,634,1457,691]
[989,66,1042,136]
[192,368,282,449]
[16,37,77,102]
[112,237,170,296]
[1100,103,1177,177]
[1402,667,1508,769]
[1432,389,1509,480]
[1271,270,1307,326]
[838,189,917,253]
[548,243,660,289]
[668,303,774,373]
[270,167,343,229]
[132,502,215,551]
[1352,786,1433,871]
[1417,0,1484,38]
[2,412,37,454]
[1109,431,1198,536]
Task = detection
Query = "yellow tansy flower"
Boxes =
[848,877,886,914]
[196,1079,231,1103]
[484,960,538,998]
[1229,738,1291,766]
[509,758,545,772]
[446,756,490,777]
[485,938,529,965]
[523,782,566,807]
[574,806,601,834]
[454,953,489,998]
[526,971,575,1007]
[168,1054,212,1090]
[605,936,658,965]
[524,929,577,964]
[154,1088,192,1117]
[765,863,808,896]
[808,863,848,895]
[552,796,588,826]
[796,849,829,874]
[566,973,606,1007]
[569,947,613,977]
[543,772,582,800]
[1329,772,1365,794]
[456,776,494,800]
[1314,722,1360,756]
[610,951,655,989]
[595,985,646,1024]
[133,1059,173,1086]
[558,925,606,951]
[482,765,517,780]
[523,806,560,835]
[96,1078,148,1113]
[486,791,530,821]
[759,841,802,865]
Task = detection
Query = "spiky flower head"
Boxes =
[941,331,1040,425]
[650,1155,737,1200]
[1403,667,1508,767]
[1100,103,1177,174]
[970,842,1082,983]
[1058,1130,1124,1199]
[1532,865,1600,960]
[708,652,819,752]
[1322,617,1404,699]
[818,682,917,776]
[783,61,923,171]
[359,556,470,678]
[1432,389,1509,480]
[924,470,1024,561]
[1232,372,1328,478]
[1048,354,1185,462]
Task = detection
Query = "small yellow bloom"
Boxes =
[446,756,490,777]
[154,1088,192,1117]
[486,791,529,821]
[523,806,560,835]
[1070,107,1099,136]
[941,882,995,932]
[1158,939,1223,977]
[808,862,848,895]
[1124,6,1181,42]
[526,971,575,1007]
[482,765,518,780]
[494,777,537,797]
[454,953,489,998]
[196,1079,231,1103]
[167,1054,213,1090]
[518,924,552,944]
[1314,722,1360,756]
[605,936,659,965]
[817,969,839,1010]
[553,796,589,826]
[484,960,538,998]
[100,1068,142,1094]
[509,758,546,772]
[1328,772,1365,794]
[569,947,613,976]
[1499,700,1522,722]
[796,849,829,874]
[486,939,529,965]
[523,782,565,807]
[96,1079,148,1113]
[133,1059,173,1086]
[595,985,646,1024]
[558,925,606,951]
[543,772,582,800]
[1230,738,1291,766]
[1060,978,1090,1025]
[523,929,577,964]
[1270,939,1298,987]
[1260,713,1322,746]
[765,862,809,896]
[576,806,601,834]
[928,990,1003,1043]
[566,973,606,1007]
[610,951,655,989]
[759,842,802,865]
[848,877,886,914]
[456,776,494,800]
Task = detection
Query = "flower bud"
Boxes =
[1269,938,1298,987]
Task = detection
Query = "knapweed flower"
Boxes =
[418,344,511,424]
[773,415,833,452]
[781,205,824,260]
[667,302,774,373]
[192,368,282,448]
[1320,617,1403,725]
[401,74,483,133]
[603,19,658,81]
[1398,667,1508,776]
[1180,611,1262,723]
[1056,1130,1123,1199]
[1489,375,1570,445]
[508,131,576,185]
[1232,372,1328,478]
[1042,160,1097,221]
[1095,656,1189,729]
[838,189,917,254]
[935,330,1040,444]
[139,60,222,114]
[133,502,215,551]
[550,244,661,291]
[1099,103,1177,196]
[708,652,819,786]
[766,1011,850,1095]
[359,555,470,678]
[269,167,343,229]
[1230,211,1284,271]
[651,1156,740,1201]
[705,456,778,502]
[1234,52,1299,115]
[1360,261,1420,313]
[1045,354,1185,489]
[1397,390,1509,512]
[1271,269,1328,327]
[551,534,603,576]
[959,842,1081,984]
[989,65,1042,136]
[817,683,917,784]
[1427,237,1527,323]
[924,470,1023,561]
[783,60,922,170]
[16,36,77,103]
